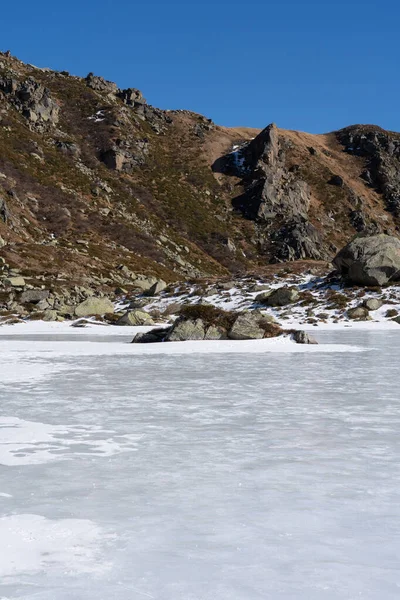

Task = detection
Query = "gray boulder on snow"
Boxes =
[166,318,207,341]
[132,327,170,343]
[74,297,114,317]
[347,306,370,320]
[292,331,318,344]
[262,286,300,307]
[228,312,265,340]
[363,298,383,311]
[146,279,167,296]
[333,234,400,286]
[115,309,154,326]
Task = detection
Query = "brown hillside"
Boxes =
[0,51,399,292]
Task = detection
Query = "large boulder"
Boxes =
[75,297,114,317]
[363,298,383,311]
[132,276,159,292]
[4,276,25,287]
[264,286,299,307]
[115,309,154,326]
[228,312,264,340]
[166,318,206,341]
[333,235,400,286]
[347,306,370,320]
[145,279,167,296]
[204,325,227,340]
[19,289,50,304]
[292,331,318,344]
[43,309,59,322]
[133,327,170,343]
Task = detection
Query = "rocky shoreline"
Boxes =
[1,235,400,340]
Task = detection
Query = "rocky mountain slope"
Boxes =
[1,50,400,298]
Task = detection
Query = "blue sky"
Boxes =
[2,0,398,132]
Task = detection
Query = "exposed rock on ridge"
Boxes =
[337,126,400,216]
[227,124,327,262]
[1,50,400,290]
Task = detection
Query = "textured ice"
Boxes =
[0,416,143,466]
[0,329,399,599]
[0,514,113,579]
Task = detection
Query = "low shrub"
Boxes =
[325,290,348,309]
[258,320,284,338]
[178,304,237,330]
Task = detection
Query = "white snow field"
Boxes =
[0,325,400,599]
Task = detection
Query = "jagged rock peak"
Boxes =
[243,123,279,171]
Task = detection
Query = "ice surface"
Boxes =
[0,416,143,466]
[0,329,400,599]
[0,514,113,578]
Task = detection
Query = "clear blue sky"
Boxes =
[2,0,399,133]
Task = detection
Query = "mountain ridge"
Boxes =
[0,50,399,298]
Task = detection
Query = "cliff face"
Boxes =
[0,51,399,289]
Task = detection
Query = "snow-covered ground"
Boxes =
[136,274,400,329]
[1,325,400,599]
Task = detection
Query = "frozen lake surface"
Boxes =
[1,329,400,599]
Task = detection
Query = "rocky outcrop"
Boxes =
[337,126,400,216]
[117,88,146,116]
[193,117,214,138]
[0,76,59,128]
[228,124,327,262]
[101,138,149,172]
[85,73,118,96]
[133,305,285,343]
[239,124,312,221]
[55,140,81,157]
[85,73,170,133]
[333,234,400,286]
[270,219,325,262]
